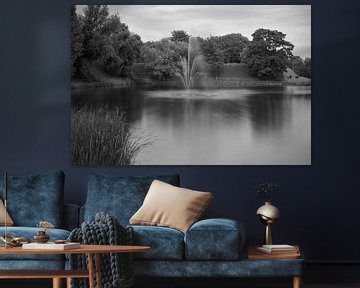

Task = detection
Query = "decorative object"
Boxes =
[130,180,213,232]
[33,230,50,243]
[255,181,280,245]
[34,220,55,243]
[257,202,280,245]
[71,5,311,166]
[37,220,55,232]
[0,234,31,247]
[54,239,67,244]
[254,181,279,201]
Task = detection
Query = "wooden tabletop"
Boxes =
[0,245,150,255]
[247,245,300,260]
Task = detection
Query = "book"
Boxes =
[248,245,300,260]
[257,244,299,254]
[22,242,80,250]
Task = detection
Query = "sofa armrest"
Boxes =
[63,204,80,231]
[184,218,245,260]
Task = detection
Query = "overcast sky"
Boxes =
[78,5,311,58]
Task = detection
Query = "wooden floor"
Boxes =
[305,285,360,288]
[0,279,360,288]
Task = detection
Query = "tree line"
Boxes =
[71,5,311,82]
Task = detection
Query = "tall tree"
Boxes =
[291,56,311,78]
[71,5,143,79]
[142,39,180,80]
[71,6,84,77]
[170,30,190,43]
[242,28,294,80]
[99,15,142,76]
[82,5,109,61]
[201,37,224,68]
[304,57,311,77]
[217,33,249,63]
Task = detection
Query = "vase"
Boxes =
[256,201,280,245]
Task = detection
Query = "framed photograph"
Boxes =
[71,5,311,165]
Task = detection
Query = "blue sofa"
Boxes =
[0,171,79,270]
[81,173,304,282]
[0,171,303,287]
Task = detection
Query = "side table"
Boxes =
[247,245,303,288]
[0,244,150,288]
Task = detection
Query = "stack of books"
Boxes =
[248,244,300,260]
[257,244,299,254]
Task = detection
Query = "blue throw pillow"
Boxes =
[0,171,64,227]
[84,173,180,225]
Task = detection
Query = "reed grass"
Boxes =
[71,106,150,165]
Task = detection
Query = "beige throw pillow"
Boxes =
[0,200,14,226]
[130,180,213,233]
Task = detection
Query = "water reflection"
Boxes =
[72,86,311,164]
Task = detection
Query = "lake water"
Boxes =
[72,86,311,165]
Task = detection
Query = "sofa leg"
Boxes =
[53,278,62,288]
[293,276,302,288]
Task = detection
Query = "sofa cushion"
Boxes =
[0,171,64,227]
[130,180,213,233]
[184,218,245,260]
[0,227,70,261]
[130,225,184,260]
[84,174,180,225]
[0,199,14,226]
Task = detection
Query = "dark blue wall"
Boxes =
[0,0,359,263]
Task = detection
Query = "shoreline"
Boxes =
[71,80,132,90]
[71,78,311,90]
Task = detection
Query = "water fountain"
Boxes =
[176,38,203,90]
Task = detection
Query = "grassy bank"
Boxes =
[71,79,132,89]
[71,106,149,165]
[71,65,133,89]
[203,77,311,88]
[72,63,310,89]
[132,63,311,88]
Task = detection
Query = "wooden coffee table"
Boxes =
[0,244,150,288]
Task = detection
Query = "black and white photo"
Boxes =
[71,5,311,165]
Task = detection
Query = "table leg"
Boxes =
[95,253,102,288]
[293,276,302,288]
[66,277,72,288]
[88,253,95,288]
[52,278,62,288]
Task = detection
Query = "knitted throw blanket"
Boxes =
[68,212,135,288]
